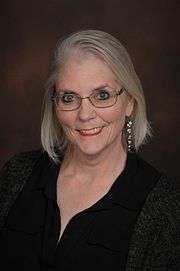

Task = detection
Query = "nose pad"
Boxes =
[77,98,96,121]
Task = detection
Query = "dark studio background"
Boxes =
[1,0,180,181]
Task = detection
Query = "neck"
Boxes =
[62,138,127,180]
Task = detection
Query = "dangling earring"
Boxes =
[125,116,134,152]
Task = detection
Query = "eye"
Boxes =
[60,93,76,103]
[94,89,111,100]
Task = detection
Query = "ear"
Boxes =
[125,97,134,117]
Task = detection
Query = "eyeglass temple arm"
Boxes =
[117,88,124,95]
[51,86,57,101]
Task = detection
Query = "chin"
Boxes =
[69,131,122,157]
[75,140,112,157]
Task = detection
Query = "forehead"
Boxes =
[56,50,118,93]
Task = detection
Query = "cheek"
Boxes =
[97,106,126,124]
[56,110,76,128]
[97,106,127,139]
[55,110,78,141]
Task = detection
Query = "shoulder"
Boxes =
[0,149,49,182]
[0,149,46,228]
[0,148,46,194]
[136,153,180,204]
[136,154,162,179]
[0,148,45,194]
[144,173,180,239]
[140,172,180,228]
[127,168,180,269]
[135,153,180,206]
[0,149,43,172]
[137,155,180,242]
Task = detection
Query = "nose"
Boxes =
[77,98,96,122]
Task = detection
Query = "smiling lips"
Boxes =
[77,127,104,136]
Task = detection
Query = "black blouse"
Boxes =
[0,152,159,271]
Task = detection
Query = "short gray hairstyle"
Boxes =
[41,29,152,163]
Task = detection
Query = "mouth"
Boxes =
[76,126,104,136]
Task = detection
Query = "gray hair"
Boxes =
[41,29,152,163]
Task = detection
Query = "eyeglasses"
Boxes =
[51,87,124,111]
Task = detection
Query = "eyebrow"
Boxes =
[56,84,113,93]
[93,84,112,91]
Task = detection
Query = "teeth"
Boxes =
[78,127,103,135]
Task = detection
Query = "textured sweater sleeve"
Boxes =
[0,150,42,229]
[126,175,180,271]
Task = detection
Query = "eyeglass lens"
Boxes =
[53,88,123,111]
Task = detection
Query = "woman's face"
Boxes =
[55,51,134,157]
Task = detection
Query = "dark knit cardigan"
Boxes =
[0,150,180,270]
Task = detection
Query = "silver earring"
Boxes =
[125,117,134,152]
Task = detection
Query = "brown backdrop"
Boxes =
[1,0,180,181]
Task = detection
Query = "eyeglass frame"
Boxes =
[51,86,125,111]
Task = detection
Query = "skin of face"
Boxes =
[55,51,134,158]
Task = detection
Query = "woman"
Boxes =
[0,30,179,270]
